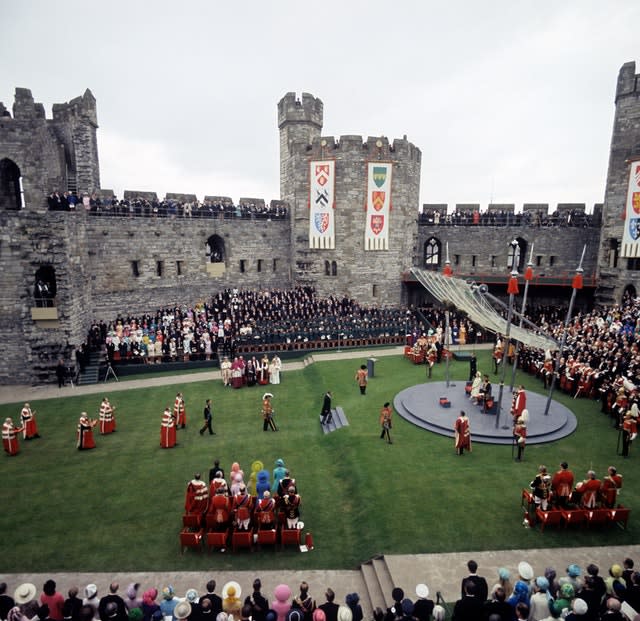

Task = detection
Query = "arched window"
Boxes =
[0,158,23,210]
[331,261,337,276]
[34,265,57,307]
[507,238,528,271]
[325,260,330,276]
[206,234,225,263]
[424,237,441,269]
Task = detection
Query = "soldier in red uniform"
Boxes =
[255,490,276,529]
[232,484,254,530]
[622,409,638,457]
[513,417,527,462]
[576,470,601,508]
[601,466,623,508]
[20,403,40,440]
[173,392,187,428]
[3,417,24,456]
[551,461,574,508]
[208,485,231,530]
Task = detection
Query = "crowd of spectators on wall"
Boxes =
[3,554,640,621]
[418,207,598,228]
[47,191,288,220]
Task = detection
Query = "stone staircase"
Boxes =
[319,406,349,434]
[359,555,394,613]
[77,351,104,386]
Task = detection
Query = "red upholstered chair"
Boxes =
[257,528,277,547]
[561,508,587,528]
[522,489,536,508]
[585,509,610,529]
[535,508,563,533]
[182,513,201,528]
[205,528,229,552]
[280,527,301,548]
[180,528,203,554]
[231,528,253,552]
[608,505,631,530]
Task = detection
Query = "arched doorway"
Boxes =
[507,237,528,272]
[205,234,225,263]
[0,158,23,210]
[34,265,57,307]
[623,284,637,304]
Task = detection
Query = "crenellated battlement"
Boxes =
[52,89,97,127]
[306,134,421,162]
[277,92,323,130]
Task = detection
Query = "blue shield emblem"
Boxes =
[314,213,329,234]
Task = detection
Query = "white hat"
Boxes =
[174,601,192,620]
[573,598,588,615]
[415,584,429,599]
[263,393,273,400]
[518,561,534,580]
[14,583,37,604]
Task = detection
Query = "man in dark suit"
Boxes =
[460,560,488,603]
[452,581,484,620]
[318,589,339,621]
[320,391,333,424]
[200,580,223,617]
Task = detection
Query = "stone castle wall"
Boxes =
[597,61,640,304]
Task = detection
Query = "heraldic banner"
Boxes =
[365,162,392,250]
[309,160,335,249]
[621,159,640,258]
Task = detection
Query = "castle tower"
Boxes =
[278,92,323,201]
[596,61,640,304]
[278,92,421,305]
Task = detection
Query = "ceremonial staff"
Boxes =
[509,243,534,391]
[543,245,586,416]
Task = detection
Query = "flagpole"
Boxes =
[509,243,534,391]
[543,245,586,416]
[443,243,452,388]
[496,239,519,430]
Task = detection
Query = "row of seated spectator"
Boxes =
[47,191,288,219]
[418,208,598,227]
[85,288,473,366]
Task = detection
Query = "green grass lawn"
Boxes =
[0,350,637,573]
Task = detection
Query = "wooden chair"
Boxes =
[535,508,562,533]
[521,488,535,511]
[585,508,610,529]
[205,528,229,552]
[608,505,631,530]
[180,527,203,554]
[182,513,201,528]
[231,528,254,552]
[280,527,301,548]
[560,508,587,529]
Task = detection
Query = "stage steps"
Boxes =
[359,555,395,616]
[320,406,349,434]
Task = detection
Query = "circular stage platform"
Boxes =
[393,381,577,445]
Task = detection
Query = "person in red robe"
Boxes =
[3,417,24,456]
[511,386,527,423]
[77,412,97,450]
[160,407,176,448]
[185,473,209,514]
[99,397,116,434]
[207,485,231,530]
[21,403,40,440]
[173,393,186,429]
[454,410,471,455]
